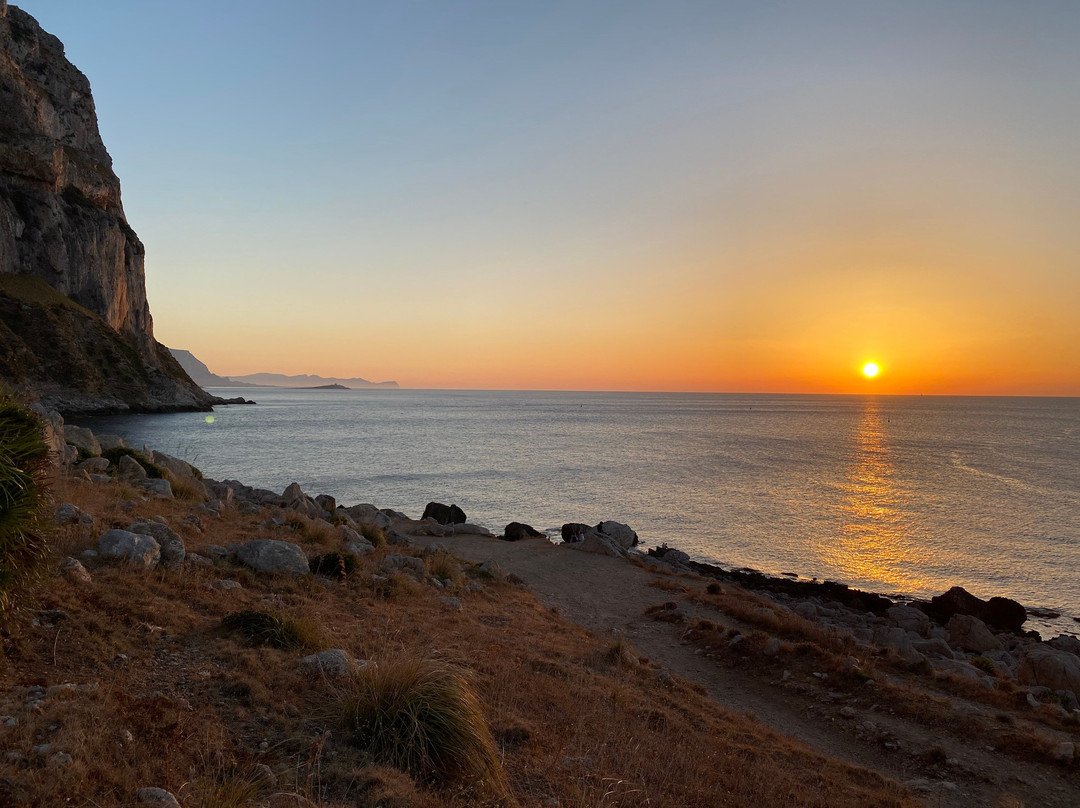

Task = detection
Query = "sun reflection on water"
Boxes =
[819,399,927,592]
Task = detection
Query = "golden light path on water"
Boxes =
[818,399,934,594]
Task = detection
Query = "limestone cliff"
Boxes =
[0,5,215,413]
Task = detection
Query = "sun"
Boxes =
[862,362,880,379]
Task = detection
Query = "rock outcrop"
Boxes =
[0,6,216,414]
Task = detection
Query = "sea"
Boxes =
[78,389,1080,638]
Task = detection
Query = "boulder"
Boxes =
[235,539,310,575]
[927,586,1026,631]
[911,638,956,659]
[794,602,819,620]
[160,540,186,570]
[887,604,931,636]
[98,530,160,569]
[150,451,197,480]
[561,523,593,543]
[128,520,182,547]
[55,503,93,528]
[1049,635,1080,657]
[344,541,374,556]
[596,521,638,549]
[58,557,91,585]
[117,454,147,480]
[282,482,321,518]
[139,479,174,498]
[314,494,336,513]
[299,649,355,679]
[1018,646,1080,693]
[137,788,181,807]
[379,554,425,580]
[984,597,1028,632]
[28,404,66,460]
[932,658,993,687]
[562,531,624,558]
[873,626,926,666]
[478,560,506,581]
[75,458,110,474]
[421,502,467,525]
[503,522,544,541]
[96,434,127,452]
[63,426,100,457]
[946,614,1001,653]
[452,523,494,537]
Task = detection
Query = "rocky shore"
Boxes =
[22,414,1080,805]
[47,418,1080,734]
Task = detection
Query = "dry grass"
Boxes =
[222,609,329,651]
[425,551,463,586]
[0,471,937,808]
[283,515,338,545]
[337,652,506,795]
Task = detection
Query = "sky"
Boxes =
[19,1,1080,393]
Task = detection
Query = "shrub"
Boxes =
[360,523,387,547]
[309,551,359,578]
[425,551,462,585]
[221,610,326,651]
[285,515,336,544]
[339,653,505,792]
[185,769,268,808]
[970,656,997,676]
[0,396,51,611]
[101,446,165,478]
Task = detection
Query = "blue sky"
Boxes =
[17,1,1080,392]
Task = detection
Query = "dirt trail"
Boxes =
[410,532,1079,808]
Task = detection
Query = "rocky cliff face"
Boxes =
[0,5,215,413]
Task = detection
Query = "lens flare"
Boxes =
[205,415,216,424]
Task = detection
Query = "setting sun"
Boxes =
[862,362,880,379]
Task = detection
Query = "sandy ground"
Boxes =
[406,531,1080,808]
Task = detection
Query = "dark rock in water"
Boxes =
[421,502,466,525]
[503,522,544,541]
[925,586,1026,631]
[561,523,593,543]
[647,545,894,613]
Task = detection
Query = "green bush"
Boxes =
[101,446,165,478]
[0,396,51,611]
[340,653,505,793]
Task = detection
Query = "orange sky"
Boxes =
[33,1,1080,394]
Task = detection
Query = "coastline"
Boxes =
[12,416,1076,806]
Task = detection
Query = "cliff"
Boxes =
[0,4,215,414]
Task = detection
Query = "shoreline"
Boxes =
[29,418,1080,805]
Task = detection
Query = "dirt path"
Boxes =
[409,532,1079,808]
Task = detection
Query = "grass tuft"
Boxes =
[221,609,327,651]
[425,551,462,585]
[360,523,387,547]
[338,652,506,793]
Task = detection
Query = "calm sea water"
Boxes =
[78,390,1080,633]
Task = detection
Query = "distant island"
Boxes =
[169,349,398,389]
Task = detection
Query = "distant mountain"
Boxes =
[167,349,397,389]
[229,372,398,389]
[168,349,258,387]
